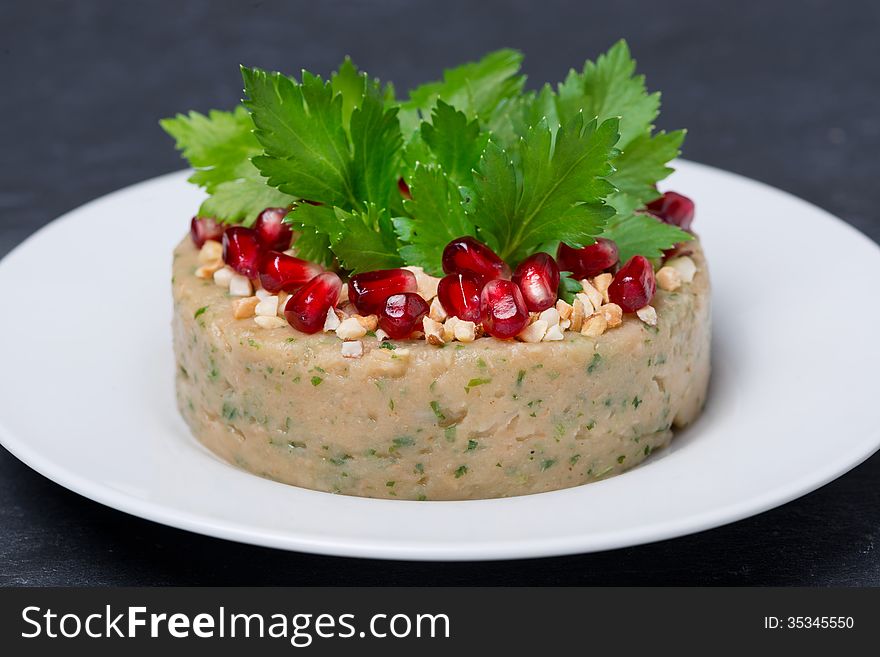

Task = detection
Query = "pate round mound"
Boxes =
[173,238,711,501]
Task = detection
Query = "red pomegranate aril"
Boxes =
[378,293,429,339]
[259,251,322,293]
[254,207,294,251]
[222,226,262,278]
[190,216,225,248]
[480,279,529,339]
[398,177,412,200]
[437,273,483,323]
[348,268,418,315]
[512,252,560,312]
[284,272,342,334]
[556,238,619,279]
[608,255,656,313]
[442,236,511,284]
[646,192,695,231]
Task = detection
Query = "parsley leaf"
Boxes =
[469,114,619,262]
[330,205,403,273]
[160,106,295,224]
[607,129,686,218]
[602,213,692,262]
[243,67,357,208]
[418,100,488,184]
[558,271,583,304]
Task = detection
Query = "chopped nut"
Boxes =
[229,274,253,297]
[555,299,573,320]
[423,316,445,345]
[543,324,565,341]
[442,316,460,342]
[636,304,658,326]
[570,298,586,333]
[354,314,379,331]
[255,295,279,317]
[336,317,367,340]
[665,256,696,283]
[538,307,560,327]
[599,303,623,328]
[656,266,682,291]
[195,261,223,279]
[341,340,364,358]
[404,266,441,301]
[232,296,260,319]
[591,273,613,303]
[581,312,608,337]
[213,266,235,288]
[276,292,290,317]
[375,328,390,342]
[574,292,595,316]
[338,283,349,305]
[517,319,548,343]
[560,319,571,330]
[254,315,286,329]
[428,297,448,322]
[580,279,604,309]
[255,288,272,300]
[323,307,342,332]
[198,240,223,264]
[453,320,477,343]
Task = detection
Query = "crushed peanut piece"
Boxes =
[423,317,445,345]
[574,292,595,316]
[599,303,623,328]
[555,299,573,320]
[276,292,289,316]
[570,298,586,333]
[453,320,477,343]
[375,328,390,342]
[255,295,279,317]
[229,274,253,297]
[354,314,378,331]
[581,312,608,337]
[656,266,682,291]
[232,296,260,319]
[255,288,272,300]
[428,297,448,322]
[560,319,571,330]
[198,240,223,264]
[195,261,223,279]
[213,266,234,288]
[323,307,342,332]
[544,323,565,341]
[592,273,613,303]
[336,317,367,340]
[665,256,696,283]
[338,283,349,305]
[539,307,560,327]
[404,266,441,301]
[341,340,364,358]
[517,319,548,343]
[442,316,460,342]
[580,279,604,309]
[636,304,658,326]
[254,315,286,329]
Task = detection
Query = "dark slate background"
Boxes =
[1,0,878,585]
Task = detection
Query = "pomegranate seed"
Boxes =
[378,293,429,339]
[190,216,225,248]
[222,227,262,278]
[284,272,342,334]
[480,279,529,339]
[259,251,322,293]
[556,238,619,279]
[398,177,412,200]
[442,236,511,284]
[348,268,418,315]
[254,207,294,251]
[512,252,560,312]
[646,192,695,231]
[437,273,483,323]
[608,256,656,313]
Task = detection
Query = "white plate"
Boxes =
[1,160,878,561]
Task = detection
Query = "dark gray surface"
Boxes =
[1,0,878,585]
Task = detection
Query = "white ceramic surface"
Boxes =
[1,160,878,561]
